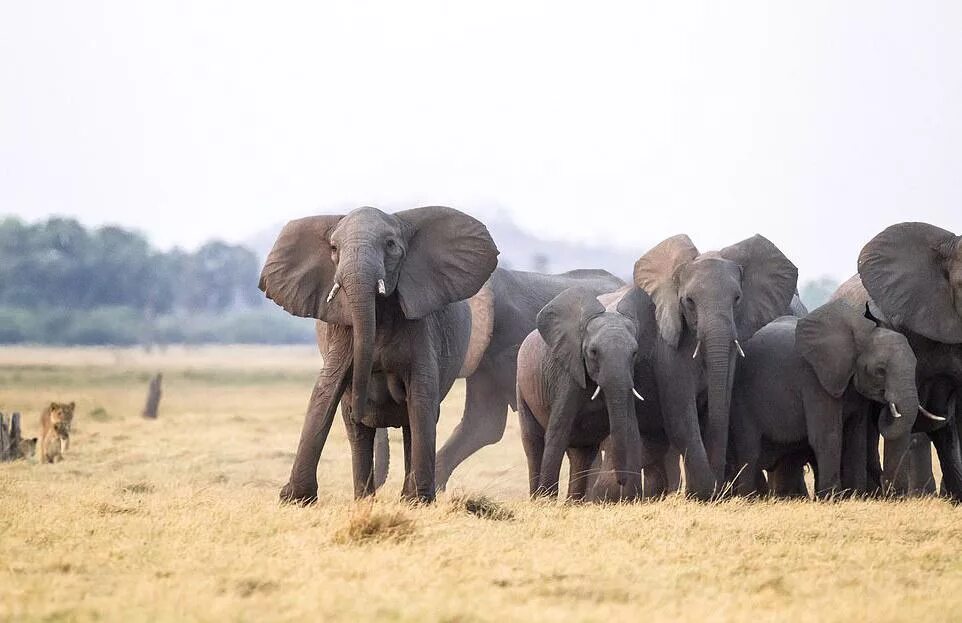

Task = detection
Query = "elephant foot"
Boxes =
[400,490,436,505]
[279,481,318,506]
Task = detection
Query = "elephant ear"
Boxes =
[633,235,699,348]
[720,234,799,341]
[796,300,873,398]
[394,206,500,320]
[858,222,962,344]
[537,287,606,388]
[614,286,657,357]
[259,215,344,321]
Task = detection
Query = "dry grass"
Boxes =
[1,346,961,622]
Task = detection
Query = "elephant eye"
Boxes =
[385,238,401,254]
[684,296,694,307]
[734,294,741,305]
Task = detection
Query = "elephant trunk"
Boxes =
[703,322,736,487]
[879,369,919,440]
[603,386,632,487]
[342,265,380,427]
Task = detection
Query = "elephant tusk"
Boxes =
[632,388,645,401]
[734,340,746,358]
[692,341,701,359]
[377,279,387,295]
[591,386,601,400]
[326,282,341,303]
[889,402,902,419]
[919,405,947,422]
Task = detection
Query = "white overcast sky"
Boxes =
[2,1,960,281]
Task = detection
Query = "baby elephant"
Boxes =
[516,286,655,500]
[729,300,944,497]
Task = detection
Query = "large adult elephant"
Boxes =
[260,206,499,504]
[832,221,962,499]
[315,267,625,490]
[593,234,798,499]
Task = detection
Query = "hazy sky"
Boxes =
[2,1,960,281]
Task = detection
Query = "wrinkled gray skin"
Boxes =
[335,267,626,490]
[587,235,798,500]
[589,292,808,501]
[728,301,920,497]
[516,286,656,499]
[433,267,624,488]
[260,206,498,504]
[830,222,962,500]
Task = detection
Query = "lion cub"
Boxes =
[39,402,75,464]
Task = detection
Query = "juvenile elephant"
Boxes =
[516,286,655,499]
[729,301,926,497]
[832,221,962,499]
[315,267,625,490]
[260,206,499,503]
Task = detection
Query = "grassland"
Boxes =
[1,346,961,622]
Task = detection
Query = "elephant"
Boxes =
[630,290,811,499]
[728,300,926,497]
[260,206,499,504]
[314,267,625,490]
[597,234,799,499]
[515,286,656,499]
[831,221,962,500]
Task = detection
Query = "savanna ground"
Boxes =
[1,346,961,622]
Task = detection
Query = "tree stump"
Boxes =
[0,412,23,462]
[142,373,163,419]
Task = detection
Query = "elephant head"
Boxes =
[536,287,655,485]
[260,206,499,425]
[796,300,924,440]
[633,234,798,479]
[858,222,962,345]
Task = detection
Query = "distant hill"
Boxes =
[245,209,644,281]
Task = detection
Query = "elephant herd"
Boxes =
[259,207,962,505]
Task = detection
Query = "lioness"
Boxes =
[39,402,74,464]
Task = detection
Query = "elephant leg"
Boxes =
[566,446,600,502]
[907,435,936,495]
[662,447,682,494]
[373,428,390,490]
[729,423,762,497]
[517,397,545,498]
[404,375,440,503]
[865,408,883,496]
[538,392,580,498]
[342,407,377,499]
[658,379,714,499]
[840,409,868,495]
[882,434,913,496]
[281,360,351,505]
[401,425,415,499]
[803,390,842,499]
[929,417,962,502]
[435,371,509,491]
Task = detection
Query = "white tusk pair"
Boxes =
[889,402,902,419]
[632,388,645,401]
[591,386,601,400]
[734,340,746,358]
[919,405,947,422]
[377,279,387,295]
[692,341,701,359]
[326,282,340,303]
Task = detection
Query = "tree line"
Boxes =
[0,217,313,345]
